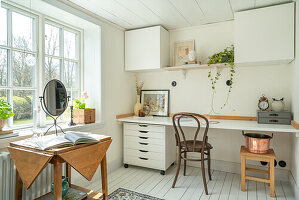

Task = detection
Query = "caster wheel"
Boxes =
[124,164,129,168]
[160,170,165,175]
[171,162,175,166]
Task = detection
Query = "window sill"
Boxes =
[0,122,104,150]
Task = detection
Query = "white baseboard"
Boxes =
[181,158,290,181]
[289,172,299,200]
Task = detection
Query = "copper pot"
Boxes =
[242,131,273,154]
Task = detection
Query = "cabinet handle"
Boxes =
[139,124,148,127]
[139,131,149,133]
[139,136,149,139]
[139,150,148,153]
[269,114,279,116]
[139,157,148,160]
[269,120,278,123]
[139,142,149,145]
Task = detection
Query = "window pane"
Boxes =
[0,89,7,100]
[64,30,77,59]
[0,8,7,46]
[64,61,78,88]
[13,90,34,125]
[12,51,35,87]
[45,57,60,82]
[45,24,60,56]
[12,12,35,51]
[0,49,8,86]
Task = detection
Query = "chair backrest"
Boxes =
[172,112,210,152]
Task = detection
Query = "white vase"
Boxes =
[188,50,196,62]
[134,95,142,116]
[272,98,285,112]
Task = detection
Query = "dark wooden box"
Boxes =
[73,109,95,124]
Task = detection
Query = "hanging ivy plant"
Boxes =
[207,45,235,111]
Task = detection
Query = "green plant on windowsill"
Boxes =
[0,97,14,130]
[74,98,86,109]
[207,45,235,113]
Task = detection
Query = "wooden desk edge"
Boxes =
[116,113,257,121]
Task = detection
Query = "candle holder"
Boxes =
[69,105,76,126]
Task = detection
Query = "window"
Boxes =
[0,6,37,126]
[0,3,82,128]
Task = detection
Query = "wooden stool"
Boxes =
[240,146,276,197]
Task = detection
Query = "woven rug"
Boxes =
[102,188,164,200]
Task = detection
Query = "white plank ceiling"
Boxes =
[69,0,293,30]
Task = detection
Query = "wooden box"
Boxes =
[73,109,95,124]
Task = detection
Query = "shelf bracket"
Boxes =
[181,69,187,79]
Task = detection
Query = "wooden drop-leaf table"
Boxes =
[8,135,112,200]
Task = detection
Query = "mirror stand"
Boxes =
[39,96,69,136]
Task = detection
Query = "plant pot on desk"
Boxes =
[73,109,95,124]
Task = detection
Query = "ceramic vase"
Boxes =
[134,95,142,116]
[0,119,7,131]
[272,98,285,112]
[188,50,196,62]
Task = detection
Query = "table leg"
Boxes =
[66,163,72,187]
[269,159,275,197]
[101,154,108,200]
[241,156,246,192]
[15,170,23,200]
[53,158,62,200]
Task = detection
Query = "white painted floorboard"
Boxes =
[85,165,294,200]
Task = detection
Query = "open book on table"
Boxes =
[28,131,99,150]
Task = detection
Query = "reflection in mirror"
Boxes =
[43,79,68,116]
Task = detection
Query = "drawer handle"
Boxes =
[139,136,148,139]
[139,124,148,127]
[139,157,148,160]
[139,150,148,153]
[139,130,149,133]
[139,142,149,145]
[269,114,279,116]
[269,120,278,122]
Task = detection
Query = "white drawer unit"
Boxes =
[123,122,176,175]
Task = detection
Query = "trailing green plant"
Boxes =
[207,45,235,111]
[74,98,86,109]
[0,97,14,120]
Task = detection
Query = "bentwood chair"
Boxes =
[171,113,213,195]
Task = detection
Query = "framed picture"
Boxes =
[140,90,170,117]
[174,40,195,66]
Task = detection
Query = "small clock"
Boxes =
[258,95,269,111]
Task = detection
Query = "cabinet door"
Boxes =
[125,26,161,71]
[235,3,294,66]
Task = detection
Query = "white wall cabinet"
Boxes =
[123,123,176,174]
[235,3,294,66]
[125,26,169,71]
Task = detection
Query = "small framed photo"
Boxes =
[174,40,195,66]
[140,90,170,117]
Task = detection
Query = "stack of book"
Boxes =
[0,128,18,139]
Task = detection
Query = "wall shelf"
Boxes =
[164,63,231,79]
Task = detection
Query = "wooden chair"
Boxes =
[171,113,213,195]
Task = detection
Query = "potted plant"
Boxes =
[207,45,235,113]
[0,98,14,131]
[73,91,95,124]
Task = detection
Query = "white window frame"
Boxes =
[0,1,83,129]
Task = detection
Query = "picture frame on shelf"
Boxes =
[174,40,195,66]
[140,90,170,117]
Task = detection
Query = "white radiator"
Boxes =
[0,152,53,200]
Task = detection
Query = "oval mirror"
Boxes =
[43,79,68,116]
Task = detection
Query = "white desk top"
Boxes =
[117,116,298,133]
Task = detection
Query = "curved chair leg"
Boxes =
[183,152,187,176]
[201,152,208,195]
[208,149,212,181]
[172,150,181,188]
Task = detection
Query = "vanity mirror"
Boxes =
[40,79,70,135]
